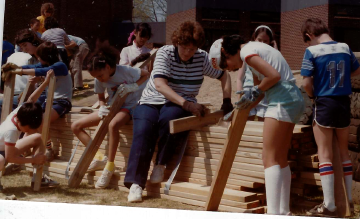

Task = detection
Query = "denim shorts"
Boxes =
[42,98,72,117]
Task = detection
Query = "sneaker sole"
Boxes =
[127,197,142,203]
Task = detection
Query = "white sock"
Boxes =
[342,160,353,203]
[265,165,282,215]
[280,165,291,215]
[319,162,336,211]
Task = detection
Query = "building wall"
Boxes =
[166,8,196,45]
[3,0,133,51]
[281,4,329,70]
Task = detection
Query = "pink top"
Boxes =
[120,40,151,70]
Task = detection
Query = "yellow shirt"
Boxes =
[36,15,46,34]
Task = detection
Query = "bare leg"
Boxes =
[335,127,350,162]
[71,112,101,145]
[262,118,294,168]
[108,111,131,162]
[313,123,334,163]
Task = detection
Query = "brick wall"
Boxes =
[3,0,133,51]
[281,4,329,70]
[166,8,196,45]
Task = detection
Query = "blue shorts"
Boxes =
[42,99,72,117]
[313,96,350,128]
[0,151,5,159]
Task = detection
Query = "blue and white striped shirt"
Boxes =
[139,45,224,105]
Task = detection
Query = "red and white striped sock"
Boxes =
[46,140,52,150]
[342,160,353,203]
[319,162,336,211]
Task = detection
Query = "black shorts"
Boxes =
[0,151,5,158]
[313,96,350,128]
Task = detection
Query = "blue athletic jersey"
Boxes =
[301,41,359,96]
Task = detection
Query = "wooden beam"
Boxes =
[205,107,251,211]
[170,110,223,134]
[33,75,56,191]
[332,135,351,217]
[68,49,158,188]
[1,74,16,123]
[18,81,32,106]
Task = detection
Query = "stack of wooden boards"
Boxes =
[24,107,315,213]
[349,52,360,151]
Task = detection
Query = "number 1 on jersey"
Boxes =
[327,60,345,88]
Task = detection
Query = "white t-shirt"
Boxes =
[0,106,21,151]
[240,42,295,83]
[94,65,144,109]
[5,52,33,95]
[120,41,151,70]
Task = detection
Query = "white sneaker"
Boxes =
[95,169,114,189]
[87,156,108,172]
[128,184,142,202]
[150,165,165,183]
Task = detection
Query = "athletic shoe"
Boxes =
[31,174,59,188]
[45,149,55,162]
[128,184,142,202]
[306,203,338,217]
[95,169,114,189]
[149,165,165,183]
[87,156,108,172]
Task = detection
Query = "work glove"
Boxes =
[220,98,233,115]
[118,83,139,98]
[98,105,110,119]
[1,68,22,81]
[235,85,263,110]
[182,100,206,117]
[130,53,151,67]
[2,63,21,72]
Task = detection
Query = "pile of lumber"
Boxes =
[23,107,315,213]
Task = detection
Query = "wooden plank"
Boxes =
[33,75,56,191]
[205,107,251,211]
[68,49,157,188]
[332,135,350,217]
[170,110,224,134]
[1,74,16,123]
[18,81,32,105]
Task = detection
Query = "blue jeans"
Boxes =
[124,102,191,189]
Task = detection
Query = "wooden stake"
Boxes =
[332,135,351,217]
[18,81,33,106]
[33,75,56,191]
[205,107,251,211]
[68,49,158,188]
[1,74,16,123]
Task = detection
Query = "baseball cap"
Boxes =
[208,38,223,70]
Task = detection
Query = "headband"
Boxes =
[255,25,273,36]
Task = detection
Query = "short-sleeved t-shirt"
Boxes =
[240,42,295,83]
[120,41,151,71]
[139,45,224,105]
[0,106,21,151]
[94,65,143,108]
[301,41,360,97]
[41,28,71,49]
[5,52,32,95]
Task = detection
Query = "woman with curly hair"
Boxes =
[124,21,233,202]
